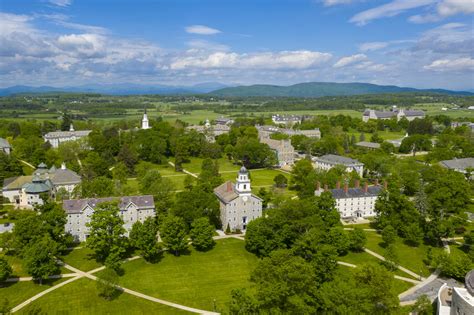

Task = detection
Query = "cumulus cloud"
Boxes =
[57,34,106,58]
[333,54,367,67]
[410,0,474,23]
[185,25,221,35]
[171,50,332,70]
[350,0,435,25]
[424,57,474,71]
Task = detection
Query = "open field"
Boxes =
[0,253,69,277]
[60,247,103,272]
[97,238,259,312]
[363,231,443,277]
[0,278,68,309]
[17,278,188,315]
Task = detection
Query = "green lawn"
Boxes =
[99,238,259,313]
[0,253,68,277]
[364,231,442,277]
[17,278,188,315]
[60,247,102,272]
[1,278,68,309]
[349,129,406,141]
[338,250,382,266]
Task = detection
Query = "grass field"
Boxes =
[60,247,102,272]
[17,278,189,315]
[97,238,259,313]
[0,253,69,277]
[364,231,443,277]
[0,278,68,309]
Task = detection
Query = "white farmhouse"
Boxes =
[315,180,384,220]
[313,154,364,177]
[44,124,92,148]
[63,195,156,242]
[214,167,262,232]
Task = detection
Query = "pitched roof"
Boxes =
[63,195,155,214]
[23,177,53,194]
[0,138,11,148]
[440,158,474,171]
[363,109,425,118]
[44,130,91,139]
[331,186,382,199]
[315,154,363,166]
[3,176,33,190]
[355,141,381,149]
[49,168,81,185]
[214,181,239,203]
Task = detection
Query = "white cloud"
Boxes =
[359,42,389,52]
[185,25,221,35]
[350,0,435,25]
[186,39,229,51]
[424,57,474,71]
[320,0,356,6]
[57,34,106,58]
[413,23,473,54]
[49,0,72,7]
[409,0,474,23]
[333,54,367,67]
[171,50,332,70]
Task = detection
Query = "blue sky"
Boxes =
[1,0,473,90]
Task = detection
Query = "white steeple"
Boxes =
[69,123,74,132]
[141,108,150,130]
[235,166,251,195]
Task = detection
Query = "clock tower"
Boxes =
[235,166,251,196]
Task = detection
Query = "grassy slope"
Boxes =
[98,238,259,313]
[17,278,188,315]
[60,247,102,272]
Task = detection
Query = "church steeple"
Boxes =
[235,166,251,195]
[141,108,150,130]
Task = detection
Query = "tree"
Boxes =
[198,158,223,191]
[405,223,423,247]
[129,218,161,262]
[117,144,138,175]
[348,227,366,252]
[112,162,128,184]
[383,244,399,271]
[229,289,258,315]
[382,225,397,246]
[0,257,12,283]
[23,235,59,284]
[86,202,127,266]
[139,169,174,215]
[435,251,473,280]
[78,177,115,198]
[160,216,188,256]
[190,217,215,251]
[172,187,220,227]
[412,295,433,315]
[273,174,288,188]
[96,268,119,300]
[233,137,276,168]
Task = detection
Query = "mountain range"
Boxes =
[210,82,473,97]
[0,82,471,97]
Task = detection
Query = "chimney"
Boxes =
[324,184,328,191]
[226,181,232,192]
[364,182,368,193]
[316,181,321,191]
[344,183,348,193]
[375,179,379,186]
[355,180,360,189]
[383,181,388,190]
[336,181,340,189]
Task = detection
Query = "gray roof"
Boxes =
[331,186,382,199]
[49,168,81,185]
[63,195,155,214]
[213,181,262,204]
[440,158,474,171]
[44,130,91,139]
[355,141,381,149]
[23,176,53,194]
[363,109,425,118]
[466,269,474,295]
[0,138,11,148]
[315,154,363,166]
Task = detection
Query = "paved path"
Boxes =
[363,248,425,280]
[337,261,356,268]
[343,228,379,232]
[19,159,35,169]
[337,260,421,284]
[168,161,198,178]
[6,273,78,283]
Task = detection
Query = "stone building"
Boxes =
[18,175,54,209]
[437,270,474,315]
[0,138,11,155]
[213,166,262,232]
[362,109,425,122]
[186,119,231,142]
[256,125,321,139]
[315,180,384,220]
[43,124,92,148]
[313,154,364,177]
[63,195,155,242]
[260,138,295,167]
[2,162,81,206]
[272,114,310,126]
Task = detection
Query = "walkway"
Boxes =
[19,159,35,169]
[363,248,425,280]
[168,161,198,178]
[5,273,78,283]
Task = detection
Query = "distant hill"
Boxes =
[210,82,473,97]
[0,82,230,96]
